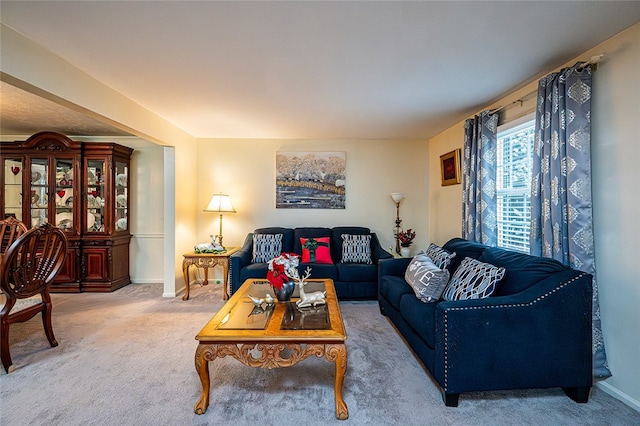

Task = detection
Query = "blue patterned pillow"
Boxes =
[425,243,456,270]
[442,257,506,301]
[341,234,372,264]
[252,233,283,263]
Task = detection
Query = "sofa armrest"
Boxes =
[370,233,393,263]
[433,269,593,394]
[229,233,254,295]
[378,257,411,278]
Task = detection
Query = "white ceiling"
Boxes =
[2,1,640,140]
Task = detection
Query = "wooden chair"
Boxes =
[0,217,28,256]
[0,223,67,373]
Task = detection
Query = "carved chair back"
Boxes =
[0,223,67,373]
[0,217,28,258]
[1,223,67,299]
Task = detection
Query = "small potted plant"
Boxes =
[398,229,416,257]
[267,253,300,301]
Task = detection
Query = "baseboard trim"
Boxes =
[596,381,640,412]
[131,279,163,284]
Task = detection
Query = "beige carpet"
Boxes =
[1,282,638,425]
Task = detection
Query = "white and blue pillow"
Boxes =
[442,257,506,301]
[341,234,372,264]
[252,233,283,263]
[425,243,456,270]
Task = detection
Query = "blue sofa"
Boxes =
[230,226,392,299]
[378,237,593,406]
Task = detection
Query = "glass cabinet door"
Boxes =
[115,161,128,232]
[54,159,74,231]
[86,159,105,232]
[31,159,49,227]
[3,158,23,221]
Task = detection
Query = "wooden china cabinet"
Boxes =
[1,131,133,292]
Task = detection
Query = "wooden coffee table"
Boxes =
[193,278,348,420]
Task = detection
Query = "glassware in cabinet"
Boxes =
[115,161,128,232]
[3,158,23,221]
[86,159,105,232]
[54,158,75,231]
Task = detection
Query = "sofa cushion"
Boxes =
[442,238,488,272]
[336,263,377,282]
[379,275,414,309]
[425,243,456,270]
[341,234,372,264]
[252,233,282,263]
[405,252,450,303]
[297,263,338,281]
[442,257,506,301]
[331,227,370,261]
[254,227,295,252]
[399,294,438,349]
[479,246,569,296]
[293,227,332,254]
[300,237,333,264]
[239,262,270,283]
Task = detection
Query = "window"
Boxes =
[496,114,535,253]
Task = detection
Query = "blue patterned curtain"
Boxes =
[462,111,498,245]
[530,63,611,378]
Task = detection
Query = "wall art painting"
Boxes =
[440,149,461,186]
[276,151,346,209]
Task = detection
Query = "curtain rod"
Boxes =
[489,54,604,115]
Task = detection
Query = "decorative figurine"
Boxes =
[209,234,224,251]
[248,294,264,307]
[296,267,326,308]
[264,293,275,305]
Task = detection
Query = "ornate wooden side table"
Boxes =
[181,247,239,300]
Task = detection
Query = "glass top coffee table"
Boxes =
[194,278,349,420]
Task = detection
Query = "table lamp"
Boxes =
[204,193,236,249]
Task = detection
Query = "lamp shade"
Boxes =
[391,192,404,203]
[204,193,236,213]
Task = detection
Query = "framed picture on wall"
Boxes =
[275,151,346,209]
[440,149,461,186]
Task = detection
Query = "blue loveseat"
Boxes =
[230,226,392,299]
[378,237,593,406]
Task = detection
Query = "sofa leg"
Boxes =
[563,386,591,403]
[441,391,459,407]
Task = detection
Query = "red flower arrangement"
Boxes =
[398,229,416,248]
[267,253,300,290]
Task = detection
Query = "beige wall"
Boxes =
[194,138,430,257]
[428,22,640,410]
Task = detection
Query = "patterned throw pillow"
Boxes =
[341,234,372,264]
[252,233,283,263]
[425,243,456,270]
[442,257,506,301]
[405,252,451,303]
[300,237,333,264]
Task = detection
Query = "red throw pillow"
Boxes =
[300,237,333,264]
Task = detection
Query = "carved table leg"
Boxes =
[194,344,214,414]
[222,260,230,300]
[182,259,192,301]
[326,343,349,420]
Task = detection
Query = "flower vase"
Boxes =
[273,281,295,302]
[400,247,411,258]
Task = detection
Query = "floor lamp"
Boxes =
[391,192,404,254]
